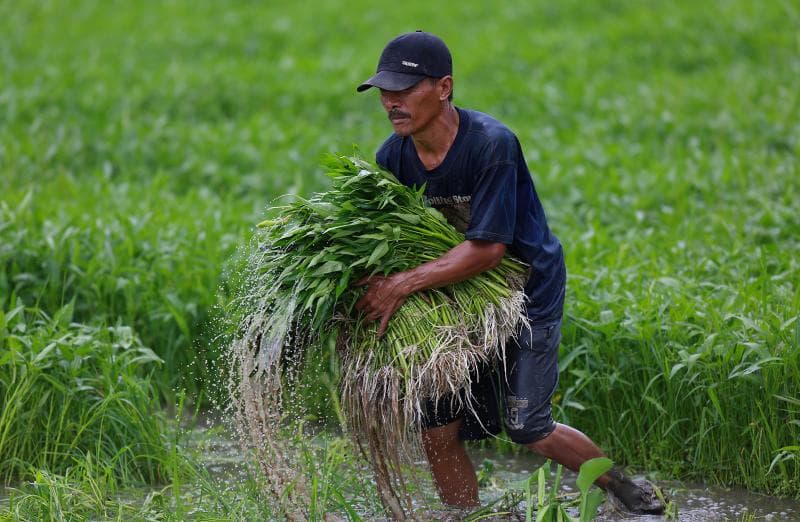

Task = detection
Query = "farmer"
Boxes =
[354,31,664,515]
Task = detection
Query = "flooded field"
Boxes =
[188,418,800,521]
[2,417,798,521]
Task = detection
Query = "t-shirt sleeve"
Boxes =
[465,159,517,244]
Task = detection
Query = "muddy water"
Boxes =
[190,419,800,520]
[468,447,800,521]
[189,418,800,520]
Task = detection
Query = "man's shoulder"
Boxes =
[459,108,520,163]
[461,108,517,144]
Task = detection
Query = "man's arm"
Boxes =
[354,239,507,336]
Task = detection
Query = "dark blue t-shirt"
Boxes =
[376,107,565,324]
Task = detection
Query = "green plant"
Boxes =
[465,458,612,522]
[0,301,169,484]
[575,458,613,522]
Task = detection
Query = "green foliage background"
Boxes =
[1,0,798,500]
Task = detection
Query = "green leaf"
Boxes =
[307,249,328,267]
[367,240,390,266]
[426,206,447,222]
[707,385,725,421]
[537,462,548,508]
[358,233,389,241]
[32,342,57,365]
[535,504,553,522]
[576,457,612,494]
[163,293,191,339]
[775,395,800,407]
[669,362,685,379]
[579,490,605,522]
[577,457,612,522]
[391,212,421,225]
[303,199,338,217]
[130,347,164,365]
[339,170,370,189]
[257,218,280,228]
[313,260,343,276]
[331,488,363,521]
[335,270,351,299]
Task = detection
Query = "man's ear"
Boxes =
[438,76,453,101]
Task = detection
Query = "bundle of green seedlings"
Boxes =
[229,154,529,519]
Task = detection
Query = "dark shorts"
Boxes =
[421,319,561,445]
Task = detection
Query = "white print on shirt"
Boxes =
[426,195,471,206]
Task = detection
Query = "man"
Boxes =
[354,30,664,515]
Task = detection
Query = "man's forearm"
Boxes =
[398,239,507,294]
[355,239,507,336]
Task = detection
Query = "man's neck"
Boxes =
[411,103,459,171]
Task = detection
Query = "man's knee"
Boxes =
[506,415,557,445]
[524,423,558,452]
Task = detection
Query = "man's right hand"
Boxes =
[354,273,413,337]
[353,239,507,337]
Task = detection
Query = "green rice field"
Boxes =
[1,0,798,519]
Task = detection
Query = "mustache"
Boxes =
[388,109,411,120]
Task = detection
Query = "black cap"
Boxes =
[357,31,452,92]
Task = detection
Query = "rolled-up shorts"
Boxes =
[420,318,561,445]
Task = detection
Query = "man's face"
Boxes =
[379,78,443,137]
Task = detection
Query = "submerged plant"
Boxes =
[228,154,528,518]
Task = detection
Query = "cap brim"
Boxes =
[356,70,427,92]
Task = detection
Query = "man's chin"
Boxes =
[389,118,413,135]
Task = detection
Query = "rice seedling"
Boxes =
[0,463,132,522]
[0,301,169,484]
[228,154,528,517]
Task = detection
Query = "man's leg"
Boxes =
[421,418,480,507]
[525,422,611,487]
[502,322,612,487]
[526,423,665,514]
[505,321,664,514]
